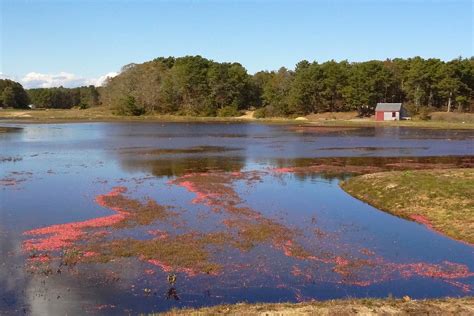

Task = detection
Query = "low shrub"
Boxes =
[113,95,145,116]
[417,107,432,120]
[253,107,267,119]
[217,105,240,117]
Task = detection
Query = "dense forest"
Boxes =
[0,79,30,108]
[0,80,100,109]
[101,56,474,117]
[101,56,258,116]
[28,86,100,109]
[2,56,473,116]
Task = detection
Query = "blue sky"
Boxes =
[1,0,472,88]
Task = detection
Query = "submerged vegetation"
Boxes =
[341,169,474,244]
[85,233,226,275]
[97,187,176,228]
[0,126,22,133]
[120,146,241,156]
[22,165,474,293]
[273,156,474,180]
[22,172,312,275]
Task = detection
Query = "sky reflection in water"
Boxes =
[0,122,473,315]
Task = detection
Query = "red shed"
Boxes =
[375,103,404,121]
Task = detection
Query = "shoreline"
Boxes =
[340,168,474,245]
[1,109,474,129]
[159,297,474,315]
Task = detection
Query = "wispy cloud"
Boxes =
[0,71,118,89]
[92,72,119,87]
[0,72,16,81]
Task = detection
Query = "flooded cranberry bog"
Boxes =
[1,122,473,315]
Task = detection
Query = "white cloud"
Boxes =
[1,71,118,89]
[0,72,17,81]
[93,72,119,87]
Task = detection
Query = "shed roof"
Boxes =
[375,103,402,112]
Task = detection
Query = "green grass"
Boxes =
[340,168,474,244]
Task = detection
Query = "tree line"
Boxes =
[2,55,473,116]
[0,80,100,109]
[0,79,30,108]
[103,55,474,116]
[28,86,100,109]
[101,56,258,116]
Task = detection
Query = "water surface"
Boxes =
[1,122,473,315]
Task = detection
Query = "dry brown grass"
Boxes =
[100,192,176,228]
[0,107,113,121]
[0,126,22,133]
[276,156,474,178]
[2,108,473,128]
[430,112,474,123]
[87,232,226,274]
[306,111,359,121]
[159,297,474,315]
[0,107,279,123]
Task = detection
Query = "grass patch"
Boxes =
[99,191,176,228]
[0,126,22,133]
[430,111,474,123]
[340,168,474,244]
[158,297,474,315]
[2,108,473,129]
[225,218,295,251]
[273,156,474,181]
[81,172,312,273]
[85,232,228,274]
